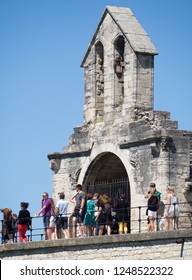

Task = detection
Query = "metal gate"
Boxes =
[85,178,130,206]
[85,177,130,233]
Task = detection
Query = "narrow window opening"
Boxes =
[95,42,104,121]
[114,36,125,107]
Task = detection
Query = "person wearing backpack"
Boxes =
[145,183,159,232]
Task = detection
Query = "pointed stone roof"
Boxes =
[81,6,158,67]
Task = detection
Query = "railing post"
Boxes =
[173,203,176,230]
[29,217,32,241]
[1,220,3,244]
[138,206,141,233]
[156,215,159,231]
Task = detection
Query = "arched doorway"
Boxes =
[82,152,131,232]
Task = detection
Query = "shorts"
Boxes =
[148,210,157,218]
[98,213,113,226]
[43,216,50,228]
[56,216,68,229]
[72,210,86,224]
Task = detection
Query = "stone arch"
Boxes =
[83,152,128,184]
[80,148,131,232]
[78,143,135,190]
[78,142,135,220]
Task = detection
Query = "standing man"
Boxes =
[36,192,51,240]
[70,184,86,238]
[55,192,70,239]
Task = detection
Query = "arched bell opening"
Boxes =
[114,35,125,107]
[95,41,104,121]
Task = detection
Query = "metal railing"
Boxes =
[1,201,192,244]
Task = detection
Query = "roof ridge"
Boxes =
[81,6,158,67]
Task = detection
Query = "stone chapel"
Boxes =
[48,6,192,231]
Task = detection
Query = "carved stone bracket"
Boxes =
[160,136,176,153]
[49,159,60,172]
[130,152,139,168]
[183,181,192,194]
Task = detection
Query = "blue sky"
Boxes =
[0,0,192,237]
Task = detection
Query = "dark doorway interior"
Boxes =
[82,152,131,232]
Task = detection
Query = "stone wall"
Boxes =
[0,230,191,260]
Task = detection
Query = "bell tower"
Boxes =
[48,6,192,231]
[81,6,158,124]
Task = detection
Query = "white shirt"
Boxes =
[56,199,68,217]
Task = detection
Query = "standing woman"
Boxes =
[1,208,15,243]
[17,202,31,242]
[95,194,113,236]
[165,186,180,230]
[145,183,159,232]
[83,193,96,236]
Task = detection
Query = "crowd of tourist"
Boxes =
[0,182,180,244]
